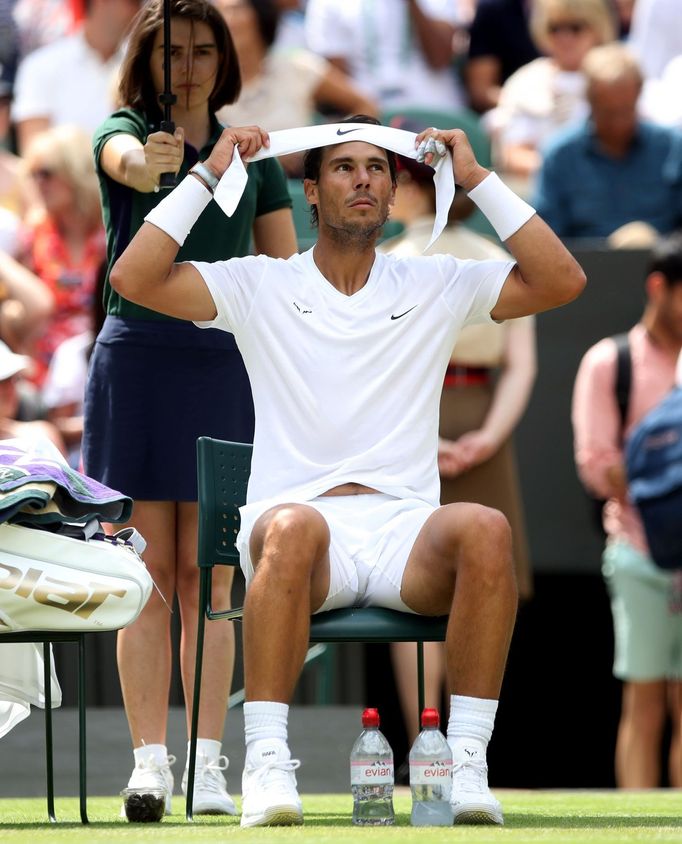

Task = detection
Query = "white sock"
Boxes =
[243,701,289,749]
[447,694,498,758]
[133,743,168,767]
[186,738,222,766]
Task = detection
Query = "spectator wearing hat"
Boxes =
[378,120,536,763]
[0,338,63,451]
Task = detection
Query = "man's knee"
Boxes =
[453,503,514,582]
[250,503,329,570]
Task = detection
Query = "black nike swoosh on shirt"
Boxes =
[336,128,362,136]
[390,305,419,320]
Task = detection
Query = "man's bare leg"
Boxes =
[391,641,445,744]
[240,503,331,828]
[176,501,237,814]
[667,681,682,788]
[616,680,666,787]
[244,503,331,700]
[401,502,517,825]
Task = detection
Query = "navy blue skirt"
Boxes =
[82,316,254,501]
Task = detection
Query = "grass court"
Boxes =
[2,790,682,843]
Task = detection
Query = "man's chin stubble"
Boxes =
[325,214,390,247]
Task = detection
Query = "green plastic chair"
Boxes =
[1,631,89,823]
[186,437,448,821]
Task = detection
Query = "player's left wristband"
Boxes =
[144,174,212,247]
[468,172,536,241]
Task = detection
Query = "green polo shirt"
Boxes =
[93,108,291,320]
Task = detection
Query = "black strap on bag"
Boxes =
[587,333,631,534]
[613,332,632,430]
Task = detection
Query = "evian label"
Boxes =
[409,759,452,786]
[350,758,394,785]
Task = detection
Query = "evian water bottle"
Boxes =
[350,707,395,825]
[409,708,454,826]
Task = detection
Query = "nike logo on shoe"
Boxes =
[336,128,362,136]
[390,305,418,320]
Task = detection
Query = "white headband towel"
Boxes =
[213,123,455,251]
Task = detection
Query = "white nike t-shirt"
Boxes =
[192,249,513,513]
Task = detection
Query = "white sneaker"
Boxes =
[121,753,176,817]
[450,740,503,826]
[240,739,303,828]
[182,753,237,815]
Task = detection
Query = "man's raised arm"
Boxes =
[416,128,586,320]
[110,126,270,322]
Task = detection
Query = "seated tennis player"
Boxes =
[109,115,585,827]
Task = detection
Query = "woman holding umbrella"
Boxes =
[83,0,296,816]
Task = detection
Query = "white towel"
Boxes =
[214,123,455,251]
[0,636,61,738]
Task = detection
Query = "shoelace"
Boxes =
[452,757,489,794]
[195,755,229,792]
[249,758,301,794]
[135,754,176,784]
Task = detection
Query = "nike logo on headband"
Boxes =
[336,128,362,136]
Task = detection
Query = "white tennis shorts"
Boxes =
[237,493,435,614]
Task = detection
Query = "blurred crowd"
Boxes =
[0,0,678,467]
[0,0,678,794]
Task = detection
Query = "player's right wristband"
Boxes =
[144,174,212,247]
[467,172,536,241]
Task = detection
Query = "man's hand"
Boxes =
[203,126,270,179]
[144,128,185,187]
[414,127,489,192]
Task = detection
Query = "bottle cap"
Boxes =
[421,707,440,728]
[361,707,380,727]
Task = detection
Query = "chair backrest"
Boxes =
[196,437,252,568]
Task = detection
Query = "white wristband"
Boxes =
[143,174,212,247]
[467,172,535,241]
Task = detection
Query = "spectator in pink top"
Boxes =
[572,232,682,789]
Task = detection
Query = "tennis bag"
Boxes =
[626,385,682,571]
[0,523,153,633]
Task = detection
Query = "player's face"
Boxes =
[306,142,396,241]
[150,18,220,111]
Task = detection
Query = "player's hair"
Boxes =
[303,115,396,227]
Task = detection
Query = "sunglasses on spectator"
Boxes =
[29,168,57,181]
[548,20,589,35]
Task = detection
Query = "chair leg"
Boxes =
[186,569,209,821]
[43,642,56,823]
[77,635,89,824]
[316,645,334,704]
[417,640,425,733]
